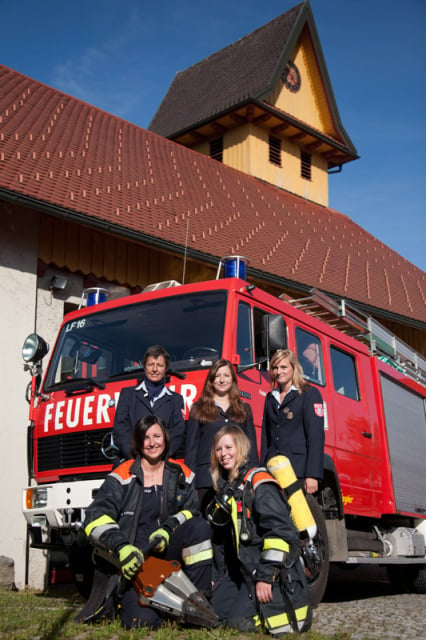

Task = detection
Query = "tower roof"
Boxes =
[149,1,357,165]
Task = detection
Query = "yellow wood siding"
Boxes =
[267,28,337,138]
[38,214,217,289]
[194,125,328,205]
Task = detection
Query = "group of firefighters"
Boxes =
[82,344,325,635]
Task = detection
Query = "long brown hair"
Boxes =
[190,359,248,423]
[269,349,308,393]
[210,425,251,490]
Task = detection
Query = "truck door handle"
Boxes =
[362,431,372,439]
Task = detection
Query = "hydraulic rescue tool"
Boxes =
[75,540,218,628]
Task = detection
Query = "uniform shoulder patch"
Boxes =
[313,403,324,417]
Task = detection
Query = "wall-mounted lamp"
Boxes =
[49,275,68,292]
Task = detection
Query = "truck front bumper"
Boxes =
[22,479,103,530]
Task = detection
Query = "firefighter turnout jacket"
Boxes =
[211,466,312,635]
[84,456,212,571]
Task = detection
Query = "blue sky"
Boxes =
[2,0,425,271]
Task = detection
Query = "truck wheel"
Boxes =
[68,539,95,599]
[386,564,426,593]
[302,495,330,606]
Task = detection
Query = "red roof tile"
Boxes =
[0,64,425,323]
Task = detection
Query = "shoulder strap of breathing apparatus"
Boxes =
[240,466,277,543]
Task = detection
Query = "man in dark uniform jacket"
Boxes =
[113,345,185,460]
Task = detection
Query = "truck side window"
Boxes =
[237,304,284,366]
[330,346,360,401]
[254,307,274,362]
[237,302,253,365]
[295,328,325,385]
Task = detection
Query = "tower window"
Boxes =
[269,135,281,166]
[210,137,223,162]
[301,151,312,180]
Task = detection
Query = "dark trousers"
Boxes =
[120,517,212,629]
[211,575,257,623]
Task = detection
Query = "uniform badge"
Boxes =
[314,403,324,417]
[283,407,289,414]
[287,411,294,420]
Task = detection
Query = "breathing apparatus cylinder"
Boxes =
[266,455,317,539]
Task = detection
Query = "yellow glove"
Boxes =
[149,527,170,553]
[118,544,144,579]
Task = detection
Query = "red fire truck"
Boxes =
[22,257,426,604]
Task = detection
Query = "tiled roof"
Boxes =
[149,4,303,137]
[0,64,425,324]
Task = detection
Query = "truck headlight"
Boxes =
[25,488,48,509]
[22,334,49,364]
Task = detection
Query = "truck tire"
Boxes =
[302,495,330,606]
[68,539,95,599]
[386,564,426,594]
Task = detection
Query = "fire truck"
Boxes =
[22,256,426,604]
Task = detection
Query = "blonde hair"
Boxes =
[268,349,308,393]
[210,425,251,490]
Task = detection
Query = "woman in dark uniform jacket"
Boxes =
[113,345,185,461]
[185,359,258,512]
[260,349,324,494]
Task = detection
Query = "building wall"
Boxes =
[0,205,44,589]
[194,123,329,206]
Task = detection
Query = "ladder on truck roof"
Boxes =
[280,288,426,386]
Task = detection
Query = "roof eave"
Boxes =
[2,186,423,330]
[168,98,358,162]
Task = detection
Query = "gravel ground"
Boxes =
[311,565,426,640]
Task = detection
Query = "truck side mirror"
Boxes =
[262,314,287,354]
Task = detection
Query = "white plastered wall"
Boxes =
[1,204,132,590]
[0,205,45,589]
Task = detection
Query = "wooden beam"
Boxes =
[304,140,322,151]
[271,122,290,135]
[253,113,272,125]
[322,150,341,160]
[210,122,227,134]
[189,130,207,142]
[288,132,307,142]
[245,104,255,122]
[230,112,247,125]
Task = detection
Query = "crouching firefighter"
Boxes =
[207,425,312,635]
[79,415,215,629]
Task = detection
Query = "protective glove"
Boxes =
[118,544,144,579]
[148,527,171,553]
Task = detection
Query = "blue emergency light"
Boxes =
[216,255,249,280]
[82,287,110,307]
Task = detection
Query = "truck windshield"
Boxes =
[44,290,227,391]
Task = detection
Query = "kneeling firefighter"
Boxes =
[79,415,216,629]
[207,425,312,636]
